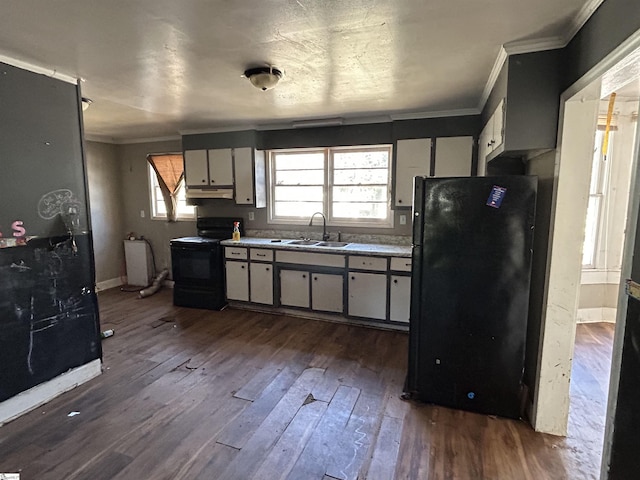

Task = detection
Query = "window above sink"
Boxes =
[266,145,393,229]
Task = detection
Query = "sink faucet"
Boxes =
[309,212,330,241]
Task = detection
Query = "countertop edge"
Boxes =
[220,238,412,257]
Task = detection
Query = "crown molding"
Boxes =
[85,134,181,145]
[478,0,604,113]
[564,0,606,45]
[503,36,565,55]
[478,47,508,113]
[0,54,78,84]
[390,108,480,121]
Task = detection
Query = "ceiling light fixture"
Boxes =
[243,66,283,91]
[81,97,93,111]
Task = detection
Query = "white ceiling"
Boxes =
[0,0,601,142]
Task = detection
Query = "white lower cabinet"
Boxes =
[225,261,248,301]
[250,263,273,305]
[311,273,343,313]
[280,270,310,308]
[348,272,387,320]
[389,275,411,323]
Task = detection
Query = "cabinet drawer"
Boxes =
[276,250,345,268]
[250,249,273,261]
[225,247,248,259]
[348,256,387,271]
[390,257,412,272]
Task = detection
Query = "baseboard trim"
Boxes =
[576,307,617,323]
[96,277,123,292]
[0,359,102,426]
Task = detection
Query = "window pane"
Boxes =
[582,195,600,266]
[274,186,323,201]
[274,201,323,217]
[333,150,389,169]
[333,168,389,184]
[276,169,324,185]
[274,153,324,170]
[333,202,388,219]
[332,186,388,202]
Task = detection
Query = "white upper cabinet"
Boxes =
[433,136,474,177]
[184,150,209,186]
[184,148,233,186]
[478,99,505,175]
[233,148,266,207]
[395,138,431,207]
[208,148,234,185]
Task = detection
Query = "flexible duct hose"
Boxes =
[138,268,169,298]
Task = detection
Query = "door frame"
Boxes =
[532,29,640,437]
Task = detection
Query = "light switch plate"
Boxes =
[140,209,145,218]
[399,214,406,225]
[248,211,255,221]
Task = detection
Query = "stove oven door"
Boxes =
[170,242,223,289]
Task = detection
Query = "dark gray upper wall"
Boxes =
[563,0,640,91]
[0,62,88,238]
[182,116,480,152]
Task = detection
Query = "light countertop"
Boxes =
[221,237,412,257]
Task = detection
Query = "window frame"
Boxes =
[266,144,394,228]
[147,160,196,221]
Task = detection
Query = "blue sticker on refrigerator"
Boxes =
[487,185,507,208]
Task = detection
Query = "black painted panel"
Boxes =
[0,234,101,402]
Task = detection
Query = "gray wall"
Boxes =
[118,139,196,277]
[85,141,126,284]
[563,0,640,91]
[524,149,556,396]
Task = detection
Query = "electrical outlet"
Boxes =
[248,211,255,221]
[399,214,406,225]
[140,209,145,218]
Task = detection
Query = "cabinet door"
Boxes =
[312,273,343,313]
[433,136,474,177]
[490,99,505,151]
[233,147,255,205]
[389,275,411,323]
[280,270,310,308]
[208,149,234,185]
[477,126,490,176]
[250,263,273,305]
[225,261,248,301]
[395,138,431,207]
[184,150,209,186]
[348,272,387,320]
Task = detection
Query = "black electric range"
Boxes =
[170,217,244,310]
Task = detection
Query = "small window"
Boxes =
[582,129,612,267]
[268,145,393,227]
[148,161,195,220]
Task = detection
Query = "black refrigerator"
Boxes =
[406,175,537,419]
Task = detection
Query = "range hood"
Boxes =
[186,187,234,199]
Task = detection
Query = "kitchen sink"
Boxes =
[316,241,350,248]
[288,239,320,246]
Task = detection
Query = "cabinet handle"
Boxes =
[314,277,317,281]
[211,179,215,183]
[232,252,241,255]
[405,263,411,267]
[302,274,306,279]
[398,199,403,203]
[266,268,270,271]
[256,253,266,257]
[351,276,355,280]
[246,198,251,201]
[241,265,245,269]
[201,179,206,183]
[393,279,398,284]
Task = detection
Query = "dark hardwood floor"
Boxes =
[0,289,614,479]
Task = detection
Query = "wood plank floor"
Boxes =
[0,289,614,479]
